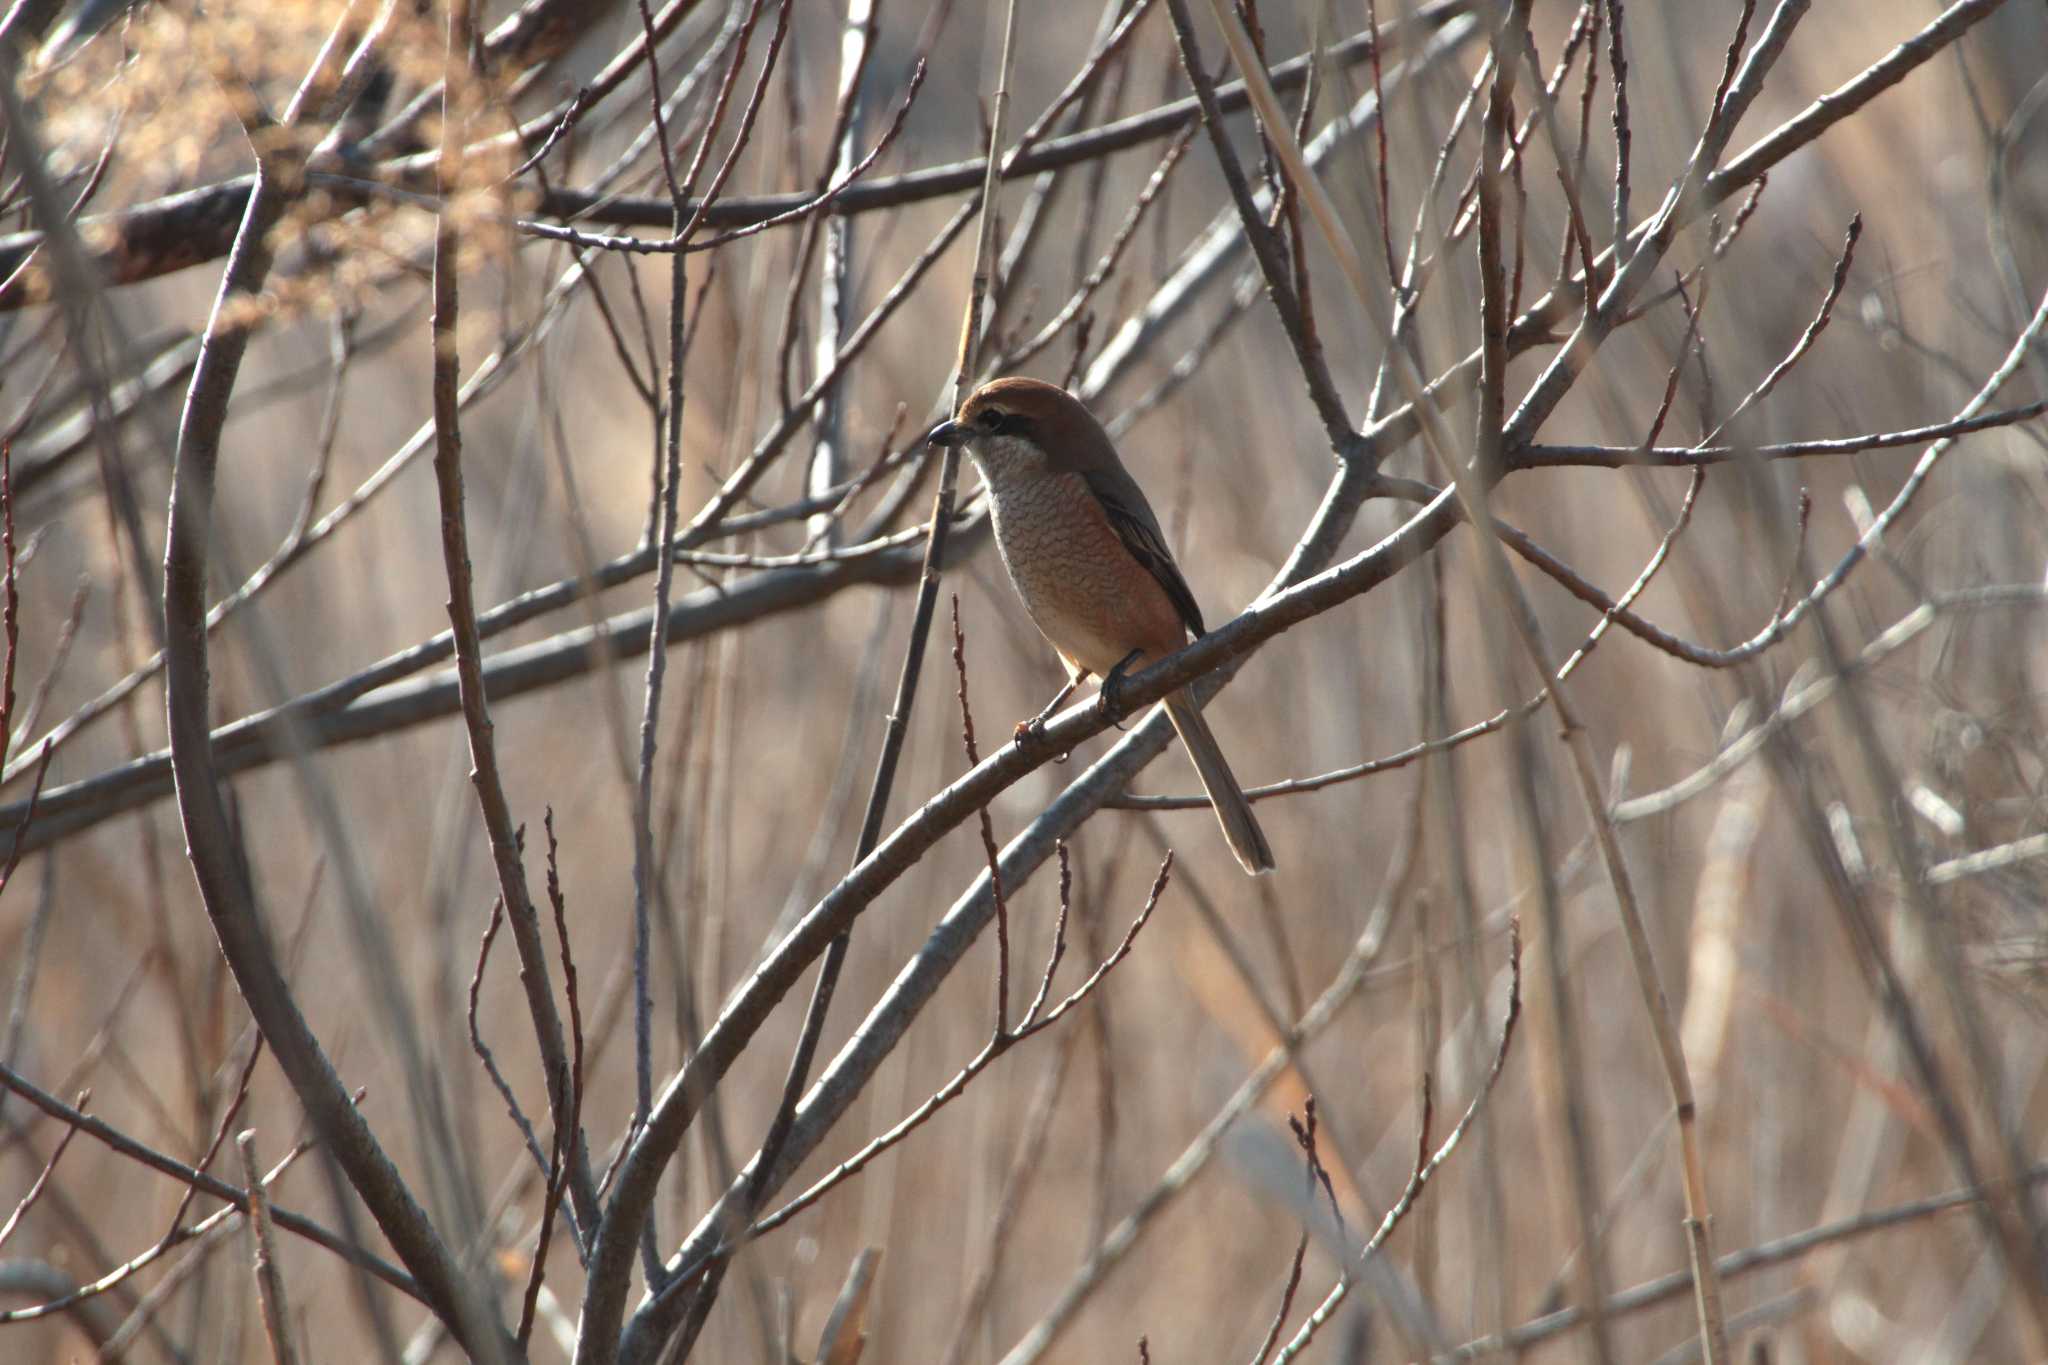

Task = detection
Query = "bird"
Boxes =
[927,377,1275,875]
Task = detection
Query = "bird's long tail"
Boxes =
[1163,689,1275,875]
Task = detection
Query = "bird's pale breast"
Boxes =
[984,467,1188,679]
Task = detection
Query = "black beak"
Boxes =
[926,419,969,449]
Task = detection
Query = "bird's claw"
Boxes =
[1095,686,1126,730]
[1014,714,1073,761]
[1095,650,1143,730]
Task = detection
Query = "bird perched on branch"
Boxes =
[928,377,1275,875]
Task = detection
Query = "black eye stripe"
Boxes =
[978,408,1005,429]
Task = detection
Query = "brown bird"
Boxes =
[929,377,1275,875]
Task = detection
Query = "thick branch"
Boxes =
[159,140,513,1365]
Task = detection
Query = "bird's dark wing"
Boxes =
[1082,466,1206,638]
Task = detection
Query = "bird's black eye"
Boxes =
[977,407,1005,430]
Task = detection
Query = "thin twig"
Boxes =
[433,0,599,1279]
[1444,1161,2048,1358]
[0,1063,417,1299]
[952,597,1012,1035]
[1271,922,1523,1362]
[0,1088,83,1252]
[1246,1098,1322,1365]
[236,1130,300,1365]
[742,852,1173,1244]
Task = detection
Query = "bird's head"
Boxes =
[925,377,1114,478]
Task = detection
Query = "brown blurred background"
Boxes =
[2,0,2047,1361]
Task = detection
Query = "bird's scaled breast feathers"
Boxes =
[983,469,1188,676]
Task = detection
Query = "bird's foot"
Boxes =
[1095,650,1143,730]
[1013,716,1074,762]
[1017,678,1081,759]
